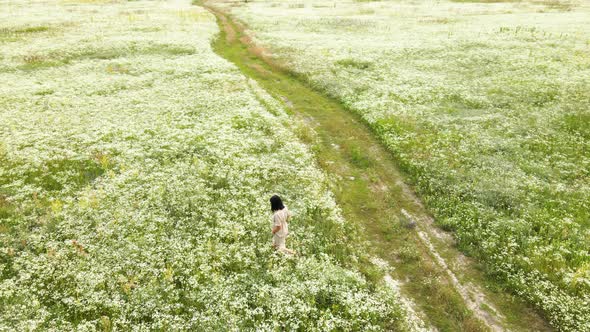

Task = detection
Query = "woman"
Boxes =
[270,195,294,255]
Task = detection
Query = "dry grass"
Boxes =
[60,0,123,4]
[450,0,575,10]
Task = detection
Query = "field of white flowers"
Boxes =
[220,0,590,330]
[0,1,415,330]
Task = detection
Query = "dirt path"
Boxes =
[198,2,552,331]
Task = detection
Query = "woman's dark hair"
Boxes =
[270,195,285,212]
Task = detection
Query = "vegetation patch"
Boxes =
[450,0,521,3]
[0,25,52,42]
[225,0,590,330]
[12,43,196,71]
[0,2,414,330]
[70,43,196,61]
[335,58,372,70]
[18,54,63,71]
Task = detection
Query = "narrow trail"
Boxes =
[199,2,552,331]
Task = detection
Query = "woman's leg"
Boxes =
[273,234,285,250]
[283,240,294,255]
[273,235,294,255]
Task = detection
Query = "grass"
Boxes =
[335,58,372,70]
[219,0,590,328]
[202,3,555,330]
[450,0,521,2]
[449,0,574,11]
[9,43,196,72]
[0,155,108,253]
[0,195,14,222]
[0,25,52,42]
[1,1,413,329]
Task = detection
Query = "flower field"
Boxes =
[219,0,590,330]
[0,1,414,330]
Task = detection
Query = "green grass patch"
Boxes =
[347,144,373,168]
[14,43,196,71]
[0,25,52,42]
[0,157,107,195]
[561,112,590,139]
[335,58,372,70]
[450,0,521,3]
[17,54,64,71]
[0,195,14,220]
[71,43,195,61]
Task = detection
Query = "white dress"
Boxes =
[272,206,291,250]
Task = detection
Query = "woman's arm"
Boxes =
[272,225,281,234]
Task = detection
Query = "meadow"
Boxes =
[218,0,590,330]
[0,1,417,330]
